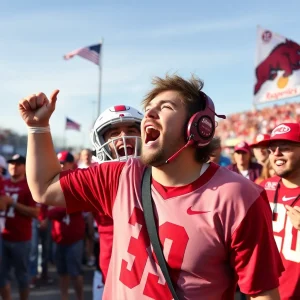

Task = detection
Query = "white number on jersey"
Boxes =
[6,193,19,218]
[62,214,70,225]
[270,202,300,262]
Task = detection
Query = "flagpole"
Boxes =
[97,38,103,118]
[63,117,67,149]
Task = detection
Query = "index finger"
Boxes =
[50,89,60,103]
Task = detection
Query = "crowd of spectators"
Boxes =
[215,101,300,146]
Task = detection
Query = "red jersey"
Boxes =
[47,207,85,245]
[0,179,4,230]
[60,159,283,299]
[1,178,36,242]
[0,178,4,196]
[38,204,49,221]
[261,177,300,300]
[93,212,114,282]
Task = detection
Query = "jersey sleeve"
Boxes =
[230,190,284,295]
[59,161,125,217]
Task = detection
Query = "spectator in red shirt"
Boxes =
[0,180,7,211]
[0,154,39,300]
[29,202,53,288]
[259,123,300,299]
[0,179,8,265]
[47,151,85,300]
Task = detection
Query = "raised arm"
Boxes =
[19,90,66,207]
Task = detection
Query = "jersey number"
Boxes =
[6,193,19,218]
[62,215,70,225]
[270,202,300,262]
[119,207,189,299]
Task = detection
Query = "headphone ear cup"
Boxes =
[186,93,216,147]
[186,113,215,147]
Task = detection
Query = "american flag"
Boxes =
[63,43,101,65]
[65,117,81,131]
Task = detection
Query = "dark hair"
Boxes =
[141,73,217,163]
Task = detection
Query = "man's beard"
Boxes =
[274,157,300,180]
[140,146,166,167]
[140,138,185,167]
[276,169,294,179]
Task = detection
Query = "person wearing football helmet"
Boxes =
[90,104,143,300]
[91,105,143,162]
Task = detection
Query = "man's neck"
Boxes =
[237,164,248,172]
[10,175,25,183]
[152,152,203,187]
[282,175,300,189]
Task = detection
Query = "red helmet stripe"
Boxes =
[114,105,127,112]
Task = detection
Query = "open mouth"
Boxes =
[117,145,134,157]
[274,159,286,167]
[145,126,160,144]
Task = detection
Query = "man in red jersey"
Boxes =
[90,104,142,299]
[0,178,8,264]
[259,122,300,300]
[47,151,85,300]
[0,179,7,211]
[0,154,39,300]
[19,74,283,299]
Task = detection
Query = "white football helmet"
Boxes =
[91,105,143,162]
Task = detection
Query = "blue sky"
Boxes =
[0,0,299,148]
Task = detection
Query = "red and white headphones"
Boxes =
[166,91,226,163]
[186,91,225,147]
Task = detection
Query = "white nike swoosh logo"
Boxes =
[282,196,296,201]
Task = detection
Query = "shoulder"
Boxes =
[73,160,127,175]
[117,158,146,179]
[93,158,142,173]
[217,165,260,187]
[213,166,264,202]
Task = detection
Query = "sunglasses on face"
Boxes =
[267,144,300,154]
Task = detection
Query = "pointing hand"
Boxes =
[19,90,60,127]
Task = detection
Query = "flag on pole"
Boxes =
[65,117,81,131]
[63,43,101,65]
[254,26,300,104]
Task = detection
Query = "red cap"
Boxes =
[234,141,251,154]
[251,134,270,147]
[57,151,74,163]
[258,123,300,146]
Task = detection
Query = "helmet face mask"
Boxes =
[98,135,142,161]
[91,105,143,162]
